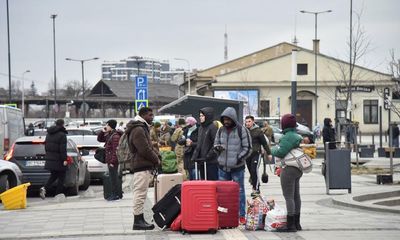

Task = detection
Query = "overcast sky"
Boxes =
[1,0,399,94]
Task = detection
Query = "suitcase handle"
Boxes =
[194,160,207,180]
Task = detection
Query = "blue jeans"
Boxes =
[218,168,246,217]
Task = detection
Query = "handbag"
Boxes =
[94,147,106,164]
[281,148,312,173]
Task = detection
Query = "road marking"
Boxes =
[221,228,248,240]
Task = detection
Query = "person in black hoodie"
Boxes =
[191,107,219,180]
[40,119,68,199]
[322,118,336,177]
[178,116,199,180]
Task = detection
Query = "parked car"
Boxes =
[0,159,23,195]
[32,128,47,136]
[67,135,107,180]
[33,118,56,129]
[4,136,90,196]
[270,123,314,144]
[66,127,96,136]
[0,105,25,157]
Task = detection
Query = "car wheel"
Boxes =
[0,174,9,195]
[79,168,90,191]
[68,172,79,196]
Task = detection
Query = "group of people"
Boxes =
[38,107,313,232]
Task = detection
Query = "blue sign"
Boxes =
[136,88,147,100]
[135,76,148,88]
[135,100,148,113]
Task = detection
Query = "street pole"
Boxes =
[21,70,31,117]
[51,14,58,113]
[175,58,191,95]
[291,49,298,115]
[300,10,332,126]
[6,0,12,103]
[66,57,99,125]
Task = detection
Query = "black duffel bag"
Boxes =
[94,147,106,164]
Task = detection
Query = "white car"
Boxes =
[0,159,23,195]
[66,126,96,136]
[67,135,107,180]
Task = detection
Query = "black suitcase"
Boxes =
[103,173,123,200]
[152,183,181,229]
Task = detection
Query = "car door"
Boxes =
[68,140,85,185]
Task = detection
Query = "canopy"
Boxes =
[158,95,244,124]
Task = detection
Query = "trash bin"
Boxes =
[325,142,351,194]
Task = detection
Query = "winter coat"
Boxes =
[179,125,199,170]
[125,120,160,173]
[249,124,271,155]
[171,127,184,159]
[97,129,122,165]
[192,107,219,165]
[322,118,336,149]
[150,127,160,150]
[44,125,68,171]
[271,128,302,158]
[214,107,252,172]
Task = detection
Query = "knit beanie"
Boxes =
[154,122,161,128]
[106,119,117,129]
[281,114,297,130]
[185,116,197,126]
[178,118,186,126]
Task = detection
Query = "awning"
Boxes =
[158,95,244,123]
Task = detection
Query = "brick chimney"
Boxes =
[313,39,320,54]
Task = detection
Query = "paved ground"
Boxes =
[1,158,399,240]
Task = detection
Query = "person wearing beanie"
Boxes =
[271,113,303,232]
[176,116,199,180]
[171,118,187,179]
[97,119,122,201]
[40,118,68,200]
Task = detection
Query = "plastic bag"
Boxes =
[265,204,287,231]
[245,195,269,231]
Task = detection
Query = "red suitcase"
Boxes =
[181,180,218,233]
[217,181,239,228]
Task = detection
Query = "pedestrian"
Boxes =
[178,116,199,180]
[150,122,161,150]
[322,118,336,176]
[125,107,160,230]
[388,124,400,148]
[191,107,219,180]
[159,121,171,147]
[97,119,122,201]
[244,115,272,195]
[171,118,187,179]
[271,113,303,232]
[26,123,35,136]
[214,107,252,225]
[39,119,68,199]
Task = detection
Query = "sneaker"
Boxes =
[39,187,46,200]
[239,216,246,225]
[250,189,260,197]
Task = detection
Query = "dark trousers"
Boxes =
[280,166,303,215]
[108,165,119,197]
[196,163,219,180]
[246,153,261,191]
[45,170,66,195]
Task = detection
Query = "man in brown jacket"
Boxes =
[125,107,160,230]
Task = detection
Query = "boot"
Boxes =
[294,214,302,231]
[276,215,297,232]
[132,214,155,230]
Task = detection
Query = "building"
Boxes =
[101,56,184,84]
[188,42,398,133]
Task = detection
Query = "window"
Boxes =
[259,100,270,117]
[363,100,378,124]
[297,64,308,75]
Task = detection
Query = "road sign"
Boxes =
[135,76,148,88]
[135,100,148,113]
[135,75,148,103]
[135,88,147,100]
[384,87,390,110]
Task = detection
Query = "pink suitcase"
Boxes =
[217,181,239,228]
[181,180,218,233]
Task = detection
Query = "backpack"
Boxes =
[160,151,178,173]
[116,132,134,165]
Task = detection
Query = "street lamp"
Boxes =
[65,57,99,125]
[300,9,332,126]
[21,70,30,117]
[174,58,191,95]
[50,14,58,110]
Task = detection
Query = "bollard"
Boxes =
[372,134,375,145]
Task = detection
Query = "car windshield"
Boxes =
[13,142,45,157]
[67,130,95,135]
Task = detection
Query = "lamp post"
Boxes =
[65,57,99,125]
[300,9,332,126]
[50,14,57,111]
[21,70,30,117]
[174,58,191,95]
[6,0,12,103]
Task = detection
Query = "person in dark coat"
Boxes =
[40,119,68,199]
[178,116,199,180]
[322,118,336,177]
[191,107,219,180]
[388,124,400,148]
[97,119,122,201]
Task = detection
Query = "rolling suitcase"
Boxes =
[102,172,123,200]
[152,183,181,229]
[217,181,239,228]
[154,173,183,203]
[181,160,218,233]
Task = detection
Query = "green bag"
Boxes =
[161,151,178,173]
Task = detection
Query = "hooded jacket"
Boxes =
[214,107,252,172]
[322,118,336,144]
[249,124,271,155]
[191,107,219,165]
[97,129,123,165]
[125,118,160,172]
[45,125,68,171]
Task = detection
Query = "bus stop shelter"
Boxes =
[158,95,244,124]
